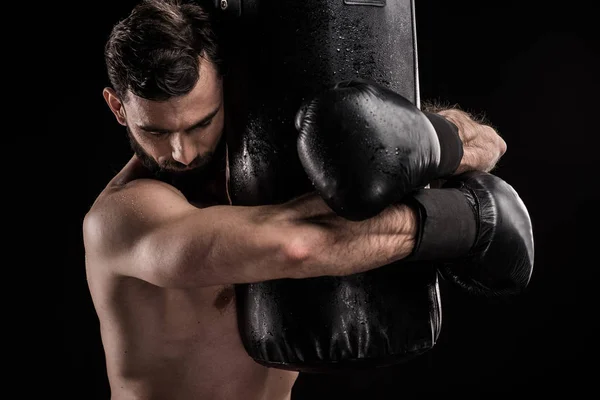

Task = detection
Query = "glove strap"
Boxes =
[423,112,463,178]
[404,188,476,261]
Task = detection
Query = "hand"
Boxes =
[295,80,464,221]
[405,170,534,295]
[435,108,507,174]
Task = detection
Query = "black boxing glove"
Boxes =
[404,170,534,296]
[295,79,463,221]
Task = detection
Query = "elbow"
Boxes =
[281,227,330,279]
[284,240,312,264]
[281,237,312,279]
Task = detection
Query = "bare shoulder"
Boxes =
[83,156,193,263]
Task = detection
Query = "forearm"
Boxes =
[283,195,417,279]
[136,191,413,286]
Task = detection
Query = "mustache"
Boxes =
[125,125,213,176]
[162,156,207,171]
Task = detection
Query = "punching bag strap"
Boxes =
[344,0,386,6]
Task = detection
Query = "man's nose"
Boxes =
[170,133,197,166]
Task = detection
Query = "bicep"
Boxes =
[83,179,296,288]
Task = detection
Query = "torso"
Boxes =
[86,148,299,400]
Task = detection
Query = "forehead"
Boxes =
[124,59,222,127]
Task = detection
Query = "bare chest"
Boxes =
[160,285,238,342]
[93,275,240,349]
[115,281,232,341]
[94,277,298,399]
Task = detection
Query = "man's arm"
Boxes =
[282,192,416,277]
[423,102,508,174]
[83,179,416,289]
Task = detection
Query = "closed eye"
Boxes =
[147,131,170,138]
[137,103,221,136]
[192,118,213,129]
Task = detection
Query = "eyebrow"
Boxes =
[138,103,222,134]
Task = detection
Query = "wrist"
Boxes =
[423,111,464,177]
[435,108,505,174]
[392,204,417,259]
[402,187,477,262]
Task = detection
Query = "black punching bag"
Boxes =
[218,0,442,372]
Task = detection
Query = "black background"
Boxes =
[53,0,599,398]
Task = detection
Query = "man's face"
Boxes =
[104,58,224,178]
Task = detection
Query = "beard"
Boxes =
[126,125,222,195]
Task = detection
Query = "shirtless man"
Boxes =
[83,1,510,399]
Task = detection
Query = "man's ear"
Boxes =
[103,87,127,126]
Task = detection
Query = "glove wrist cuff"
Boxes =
[423,111,463,178]
[403,188,476,262]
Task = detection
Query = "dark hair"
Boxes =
[104,0,223,101]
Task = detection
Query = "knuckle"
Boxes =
[497,136,508,155]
